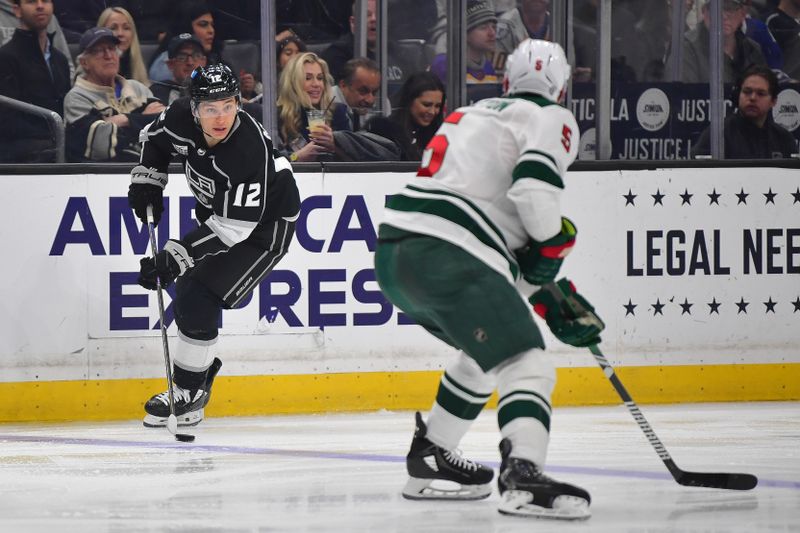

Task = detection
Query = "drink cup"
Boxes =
[306,109,326,134]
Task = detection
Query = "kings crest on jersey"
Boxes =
[382,94,579,284]
[136,97,299,256]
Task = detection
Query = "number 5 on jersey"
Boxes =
[417,111,465,177]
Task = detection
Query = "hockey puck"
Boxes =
[175,434,195,442]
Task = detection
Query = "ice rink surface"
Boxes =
[0,401,797,532]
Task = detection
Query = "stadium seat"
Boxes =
[222,41,261,76]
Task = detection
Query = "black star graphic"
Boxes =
[707,298,721,314]
[624,189,637,206]
[764,188,777,204]
[624,299,637,316]
[736,188,749,205]
[736,298,749,314]
[793,297,800,313]
[792,188,800,204]
[652,299,665,316]
[680,189,693,205]
[652,189,665,206]
[763,297,777,313]
[708,189,721,205]
[679,298,693,315]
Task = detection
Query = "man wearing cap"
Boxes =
[151,32,207,105]
[430,0,500,98]
[682,0,767,83]
[63,26,165,162]
[0,0,71,162]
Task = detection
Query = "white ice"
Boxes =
[0,402,797,532]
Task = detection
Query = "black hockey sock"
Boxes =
[173,364,207,390]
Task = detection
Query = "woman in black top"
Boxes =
[366,72,446,160]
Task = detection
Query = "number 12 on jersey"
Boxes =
[233,182,261,207]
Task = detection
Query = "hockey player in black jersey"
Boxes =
[128,64,300,428]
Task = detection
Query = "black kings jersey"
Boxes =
[138,98,300,260]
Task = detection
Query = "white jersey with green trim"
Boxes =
[382,94,579,282]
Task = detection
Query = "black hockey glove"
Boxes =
[129,165,168,224]
[515,217,576,286]
[138,240,194,290]
[128,183,164,225]
[529,278,604,347]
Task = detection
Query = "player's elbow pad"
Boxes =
[515,216,576,286]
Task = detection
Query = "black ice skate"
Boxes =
[401,411,494,500]
[497,438,591,520]
[143,358,222,428]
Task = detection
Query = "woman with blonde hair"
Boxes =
[276,52,350,162]
[97,7,150,86]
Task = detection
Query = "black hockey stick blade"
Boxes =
[674,470,758,491]
[583,341,758,491]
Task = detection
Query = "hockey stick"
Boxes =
[544,283,757,490]
[587,343,756,490]
[146,205,195,443]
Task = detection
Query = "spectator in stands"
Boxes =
[321,0,378,82]
[430,0,500,102]
[320,0,420,85]
[496,0,550,54]
[97,7,149,87]
[692,65,797,158]
[366,71,445,160]
[276,51,350,162]
[277,33,307,77]
[0,0,73,76]
[742,6,783,71]
[766,0,800,52]
[0,0,71,162]
[622,0,687,82]
[150,33,206,105]
[149,1,223,82]
[332,57,382,131]
[766,0,800,79]
[682,0,767,83]
[64,27,164,162]
[149,1,261,101]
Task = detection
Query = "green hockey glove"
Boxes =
[515,217,576,285]
[530,278,604,347]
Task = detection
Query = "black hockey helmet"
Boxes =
[189,63,240,109]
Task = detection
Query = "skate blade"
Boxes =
[402,477,492,501]
[143,409,204,428]
[498,490,591,520]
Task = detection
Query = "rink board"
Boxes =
[0,167,798,421]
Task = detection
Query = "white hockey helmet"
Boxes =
[503,39,571,103]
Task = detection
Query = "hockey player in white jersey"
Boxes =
[374,39,604,520]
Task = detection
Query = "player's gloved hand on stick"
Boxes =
[129,183,164,225]
[138,239,194,290]
[530,278,604,347]
[515,217,576,285]
[128,165,168,224]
